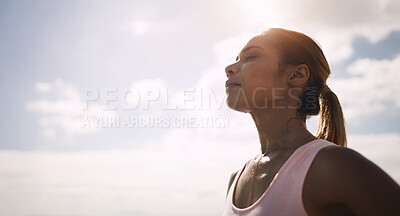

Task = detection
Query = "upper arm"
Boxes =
[318,147,400,215]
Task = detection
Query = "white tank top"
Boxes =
[223,139,337,216]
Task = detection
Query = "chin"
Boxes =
[226,98,252,113]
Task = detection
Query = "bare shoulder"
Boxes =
[316,146,398,185]
[304,145,400,215]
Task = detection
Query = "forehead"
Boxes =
[237,34,278,58]
[245,34,268,47]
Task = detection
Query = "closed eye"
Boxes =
[245,56,257,61]
[235,55,258,62]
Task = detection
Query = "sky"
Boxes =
[1,0,400,215]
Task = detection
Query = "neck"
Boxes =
[250,109,316,156]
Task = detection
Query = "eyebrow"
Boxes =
[236,45,264,61]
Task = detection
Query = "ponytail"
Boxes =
[315,85,347,147]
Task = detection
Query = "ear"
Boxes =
[287,64,310,87]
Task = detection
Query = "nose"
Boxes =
[225,63,238,78]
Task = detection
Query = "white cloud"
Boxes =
[126,78,168,111]
[26,79,118,137]
[329,54,400,119]
[131,20,152,36]
[235,0,400,63]
[0,133,398,216]
[35,82,53,93]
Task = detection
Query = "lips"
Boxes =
[225,80,241,92]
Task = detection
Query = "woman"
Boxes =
[222,28,400,216]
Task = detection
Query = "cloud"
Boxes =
[130,20,152,36]
[0,133,398,215]
[329,54,400,119]
[235,0,400,63]
[26,79,118,137]
[35,82,53,93]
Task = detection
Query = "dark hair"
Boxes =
[262,28,347,147]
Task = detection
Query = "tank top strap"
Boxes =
[261,139,338,215]
[226,162,247,200]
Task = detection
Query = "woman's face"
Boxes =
[225,34,288,113]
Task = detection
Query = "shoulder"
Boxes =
[315,145,388,182]
[312,144,394,190]
[316,144,366,172]
[305,144,400,215]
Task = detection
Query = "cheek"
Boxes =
[242,61,276,84]
[242,66,286,108]
[242,66,276,100]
